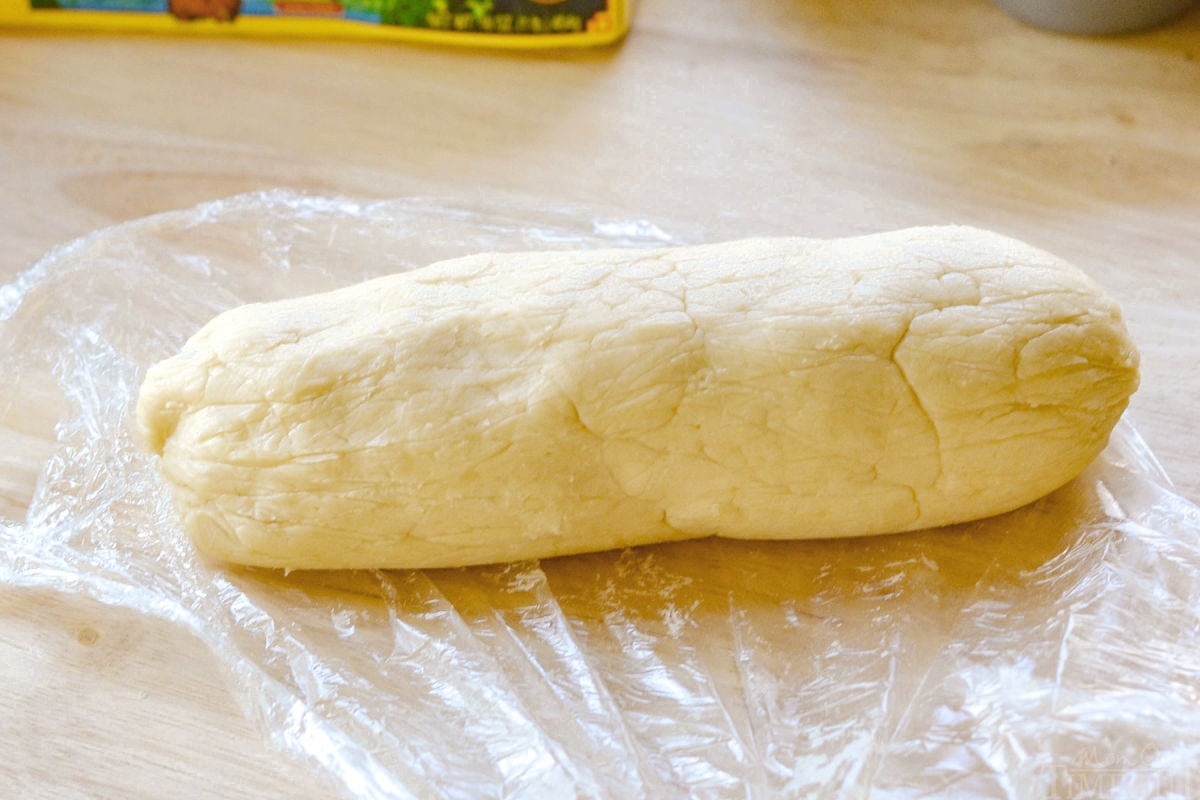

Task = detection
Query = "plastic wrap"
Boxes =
[3,190,1200,799]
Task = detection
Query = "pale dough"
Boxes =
[137,226,1139,569]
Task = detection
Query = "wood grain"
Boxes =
[2,1,1198,796]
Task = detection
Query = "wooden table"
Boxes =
[2,2,1198,796]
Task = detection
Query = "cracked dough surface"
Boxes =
[137,226,1139,569]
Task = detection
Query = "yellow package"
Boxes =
[0,0,628,47]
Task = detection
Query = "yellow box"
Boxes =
[0,0,628,47]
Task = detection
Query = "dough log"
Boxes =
[137,226,1139,569]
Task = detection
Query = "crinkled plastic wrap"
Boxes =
[3,190,1200,799]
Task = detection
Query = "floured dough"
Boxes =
[137,226,1139,569]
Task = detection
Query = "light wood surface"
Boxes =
[2,2,1199,797]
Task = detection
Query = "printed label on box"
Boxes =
[6,0,626,45]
